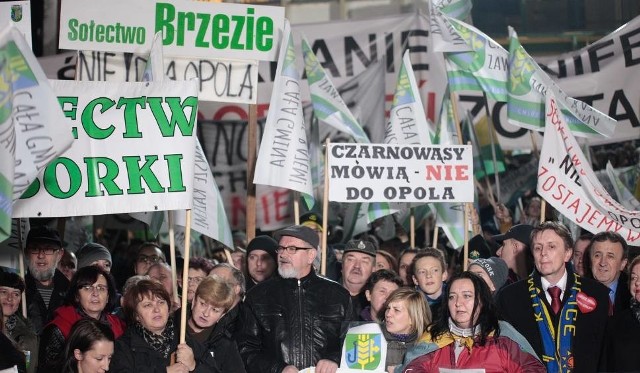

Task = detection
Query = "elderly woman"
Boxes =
[111,279,218,373]
[62,318,115,373]
[38,266,125,372]
[381,288,431,373]
[182,275,245,373]
[0,272,38,373]
[401,272,545,372]
[601,256,640,371]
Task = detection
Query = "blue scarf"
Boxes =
[528,273,580,373]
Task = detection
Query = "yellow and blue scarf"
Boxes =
[528,273,580,373]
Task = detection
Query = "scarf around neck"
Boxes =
[134,317,175,358]
[529,272,580,373]
[631,298,640,324]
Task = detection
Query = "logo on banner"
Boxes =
[11,5,22,22]
[344,333,382,370]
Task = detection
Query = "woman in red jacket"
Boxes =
[401,272,545,373]
[38,266,125,372]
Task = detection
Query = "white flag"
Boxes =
[538,93,640,243]
[254,20,312,197]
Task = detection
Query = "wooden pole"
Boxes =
[321,139,330,276]
[224,248,235,267]
[246,104,258,242]
[540,200,547,224]
[410,208,415,248]
[530,130,540,159]
[482,92,501,202]
[293,192,300,225]
[17,220,27,319]
[167,211,179,307]
[463,203,470,271]
[432,225,439,249]
[179,210,192,344]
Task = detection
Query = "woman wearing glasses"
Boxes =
[38,266,125,372]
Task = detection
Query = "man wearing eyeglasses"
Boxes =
[24,225,70,334]
[239,225,353,373]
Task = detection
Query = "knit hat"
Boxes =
[469,257,509,291]
[493,224,534,248]
[273,225,319,248]
[76,243,112,269]
[246,235,278,262]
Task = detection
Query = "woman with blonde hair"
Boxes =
[182,275,245,373]
[381,287,431,373]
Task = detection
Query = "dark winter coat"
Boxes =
[497,267,609,373]
[24,270,69,334]
[110,325,220,373]
[600,307,640,372]
[37,305,126,373]
[238,270,353,373]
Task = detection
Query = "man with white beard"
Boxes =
[239,225,352,373]
[24,225,70,334]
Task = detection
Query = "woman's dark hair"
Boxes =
[189,257,215,274]
[62,318,115,373]
[0,271,26,293]
[65,266,118,312]
[122,279,171,324]
[429,271,500,346]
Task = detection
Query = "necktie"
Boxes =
[548,286,562,314]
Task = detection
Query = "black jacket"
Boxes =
[25,270,69,334]
[600,307,640,372]
[110,326,220,373]
[238,270,353,373]
[497,267,609,373]
[175,310,246,373]
[613,271,631,315]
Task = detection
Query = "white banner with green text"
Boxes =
[12,79,199,217]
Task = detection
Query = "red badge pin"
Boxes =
[576,292,597,313]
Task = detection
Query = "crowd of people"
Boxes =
[0,209,639,373]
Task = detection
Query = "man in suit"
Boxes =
[497,221,609,373]
[587,231,631,314]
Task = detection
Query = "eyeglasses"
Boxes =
[187,276,204,284]
[276,245,313,254]
[79,285,108,294]
[137,255,164,264]
[27,246,60,255]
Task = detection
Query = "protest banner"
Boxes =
[12,79,199,218]
[328,143,473,203]
[508,27,616,137]
[43,13,640,147]
[0,1,31,46]
[538,94,640,244]
[254,20,312,197]
[59,0,285,61]
[0,26,74,242]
